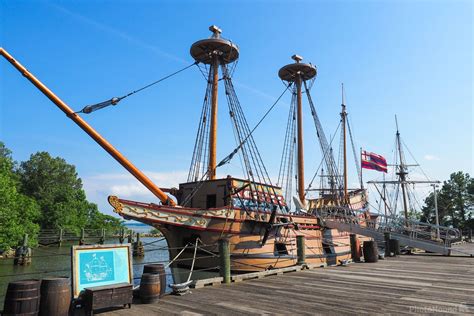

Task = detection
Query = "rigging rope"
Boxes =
[347,116,363,188]
[303,80,341,194]
[216,80,293,169]
[306,121,342,194]
[77,61,198,114]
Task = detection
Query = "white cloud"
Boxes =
[82,170,188,216]
[424,154,440,161]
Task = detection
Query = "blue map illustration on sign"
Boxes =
[73,245,131,297]
[79,251,115,285]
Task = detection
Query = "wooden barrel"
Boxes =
[389,239,400,256]
[349,234,361,262]
[143,264,166,297]
[3,279,40,316]
[139,273,160,304]
[39,277,71,316]
[363,240,378,263]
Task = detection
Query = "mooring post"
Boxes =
[119,228,125,244]
[218,239,231,284]
[127,231,133,244]
[350,234,360,262]
[58,228,63,247]
[14,234,31,265]
[133,232,145,257]
[79,228,85,245]
[384,232,391,257]
[296,235,306,266]
[469,229,472,242]
[99,228,105,244]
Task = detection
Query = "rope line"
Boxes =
[77,61,197,114]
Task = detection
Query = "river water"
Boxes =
[0,237,219,308]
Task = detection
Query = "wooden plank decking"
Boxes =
[105,251,474,315]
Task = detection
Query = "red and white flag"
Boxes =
[361,150,388,173]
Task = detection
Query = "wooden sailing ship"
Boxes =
[1,25,370,274]
[108,27,368,271]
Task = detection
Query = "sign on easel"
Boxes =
[71,244,133,298]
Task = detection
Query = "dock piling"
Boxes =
[119,228,125,244]
[218,239,231,284]
[14,234,32,265]
[133,233,145,257]
[79,228,85,245]
[384,232,391,257]
[350,234,361,262]
[99,228,105,244]
[296,236,306,266]
[58,228,63,247]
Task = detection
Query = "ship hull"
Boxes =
[109,196,353,272]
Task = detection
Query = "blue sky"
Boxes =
[1,0,472,216]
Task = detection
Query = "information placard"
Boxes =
[71,244,132,298]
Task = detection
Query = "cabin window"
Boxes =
[206,194,216,209]
[274,243,288,255]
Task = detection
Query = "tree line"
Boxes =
[421,171,473,231]
[0,142,123,250]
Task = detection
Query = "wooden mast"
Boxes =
[295,57,306,204]
[278,55,317,206]
[341,83,348,203]
[209,52,219,180]
[0,47,175,206]
[395,116,410,220]
[190,25,239,181]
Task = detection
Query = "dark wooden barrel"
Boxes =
[363,240,378,263]
[143,264,166,297]
[349,234,361,262]
[3,279,40,316]
[389,239,400,256]
[39,277,71,316]
[139,273,160,304]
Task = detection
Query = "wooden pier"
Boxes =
[105,252,473,315]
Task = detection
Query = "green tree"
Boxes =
[18,152,91,232]
[87,206,124,231]
[422,172,473,229]
[17,151,123,233]
[0,142,40,249]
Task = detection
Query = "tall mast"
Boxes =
[395,116,410,220]
[368,116,441,217]
[295,57,305,204]
[190,25,239,180]
[341,83,348,203]
[209,48,219,180]
[278,55,317,205]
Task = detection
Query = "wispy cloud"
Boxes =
[49,3,291,111]
[424,154,440,161]
[48,3,188,64]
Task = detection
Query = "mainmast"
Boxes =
[209,43,219,180]
[190,25,239,180]
[341,83,348,203]
[278,55,317,205]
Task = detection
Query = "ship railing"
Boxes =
[314,206,461,247]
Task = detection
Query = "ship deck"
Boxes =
[105,246,474,315]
